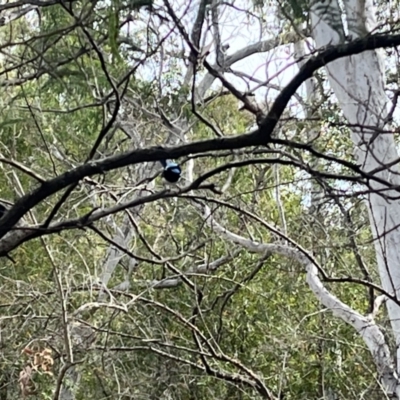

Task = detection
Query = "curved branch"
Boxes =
[204,206,400,396]
[1,32,400,243]
[196,33,301,99]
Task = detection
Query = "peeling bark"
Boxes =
[311,0,400,394]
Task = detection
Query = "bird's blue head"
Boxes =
[162,161,181,183]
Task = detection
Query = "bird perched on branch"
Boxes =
[160,160,181,183]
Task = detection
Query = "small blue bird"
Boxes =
[160,160,181,183]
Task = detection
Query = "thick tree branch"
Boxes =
[1,32,400,243]
[203,206,400,395]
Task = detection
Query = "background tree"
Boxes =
[0,0,400,399]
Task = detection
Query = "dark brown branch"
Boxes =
[1,32,400,242]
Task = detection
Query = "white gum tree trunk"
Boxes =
[311,0,400,393]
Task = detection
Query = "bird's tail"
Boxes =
[159,159,168,168]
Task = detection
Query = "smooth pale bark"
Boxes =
[311,0,400,394]
[203,205,399,397]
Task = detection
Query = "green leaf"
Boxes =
[0,118,25,130]
[108,5,121,62]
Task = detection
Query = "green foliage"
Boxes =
[281,0,308,21]
[0,0,391,399]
